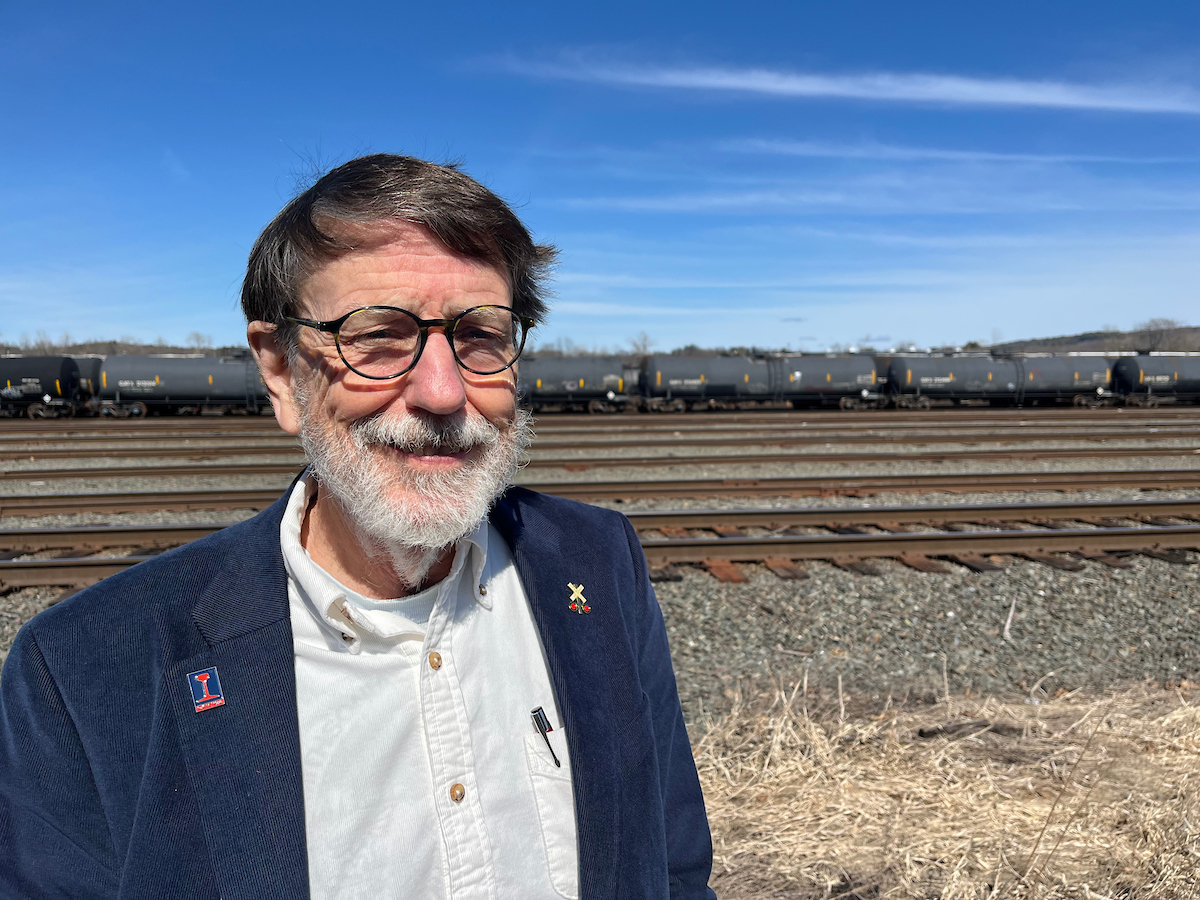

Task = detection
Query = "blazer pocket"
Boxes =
[524,733,580,899]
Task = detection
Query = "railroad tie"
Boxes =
[946,553,1007,572]
[647,564,684,582]
[711,525,747,538]
[1018,553,1087,572]
[762,558,809,580]
[897,554,953,574]
[831,556,885,576]
[1075,551,1136,569]
[701,559,747,583]
[1141,549,1196,565]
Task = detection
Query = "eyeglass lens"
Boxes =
[337,306,523,377]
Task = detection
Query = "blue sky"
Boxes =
[2,1,1197,353]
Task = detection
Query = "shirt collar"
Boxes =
[280,471,494,652]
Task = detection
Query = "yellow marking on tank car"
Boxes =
[700,374,705,383]
[906,369,912,385]
[988,372,993,381]
[155,375,160,385]
[826,373,831,382]
[579,379,584,388]
[618,377,624,392]
[656,371,662,387]
[948,372,954,381]
[208,375,213,385]
[102,372,107,389]
[55,379,61,396]
[536,378,542,388]
[744,374,749,382]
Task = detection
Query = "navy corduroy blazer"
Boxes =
[0,487,715,899]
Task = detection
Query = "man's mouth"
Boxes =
[380,442,476,464]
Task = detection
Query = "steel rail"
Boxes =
[4,463,1200,496]
[622,497,1200,531]
[4,497,1198,554]
[4,474,1200,518]
[6,417,1200,444]
[533,470,1200,500]
[6,443,1200,481]
[4,523,1198,589]
[0,489,285,517]
[0,523,226,552]
[637,523,1200,565]
[3,406,1200,433]
[5,428,1200,461]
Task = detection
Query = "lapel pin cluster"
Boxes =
[567,582,591,615]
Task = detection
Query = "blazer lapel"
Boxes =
[491,490,621,900]
[168,498,309,899]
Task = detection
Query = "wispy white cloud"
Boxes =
[507,57,1200,115]
[720,138,1197,165]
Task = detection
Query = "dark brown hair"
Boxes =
[241,154,556,351]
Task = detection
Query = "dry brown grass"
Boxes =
[696,678,1200,899]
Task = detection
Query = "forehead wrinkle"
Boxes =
[297,223,511,320]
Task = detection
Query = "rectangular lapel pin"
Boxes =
[188,666,226,712]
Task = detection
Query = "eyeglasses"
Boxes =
[283,304,533,380]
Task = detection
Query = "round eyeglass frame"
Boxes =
[283,304,534,380]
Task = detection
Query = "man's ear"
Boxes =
[247,321,303,435]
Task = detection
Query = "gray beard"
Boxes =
[298,398,532,590]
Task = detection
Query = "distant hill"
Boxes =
[991,323,1199,354]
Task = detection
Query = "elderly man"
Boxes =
[0,155,715,899]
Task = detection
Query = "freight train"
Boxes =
[2,350,1198,418]
[517,351,1200,413]
[1,355,269,418]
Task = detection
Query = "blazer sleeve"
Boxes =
[0,625,120,897]
[621,515,718,900]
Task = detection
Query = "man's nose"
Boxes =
[403,330,467,415]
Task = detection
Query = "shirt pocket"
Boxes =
[524,733,580,899]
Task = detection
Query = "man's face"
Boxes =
[264,222,528,552]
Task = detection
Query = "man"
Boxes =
[0,154,716,899]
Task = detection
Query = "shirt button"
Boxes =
[478,584,487,596]
[428,651,442,670]
[450,783,465,803]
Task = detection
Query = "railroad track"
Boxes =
[3,497,1197,589]
[5,414,1200,442]
[5,441,1200,481]
[2,407,1200,439]
[4,426,1200,461]
[4,469,1200,516]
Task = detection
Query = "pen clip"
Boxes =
[530,706,561,768]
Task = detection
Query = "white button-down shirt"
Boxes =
[281,474,578,900]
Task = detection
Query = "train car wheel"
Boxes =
[838,396,858,411]
[25,402,47,419]
[130,402,148,417]
[1145,397,1160,409]
[916,396,931,410]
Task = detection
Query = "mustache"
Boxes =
[348,411,502,455]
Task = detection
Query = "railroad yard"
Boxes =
[4,406,1200,897]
